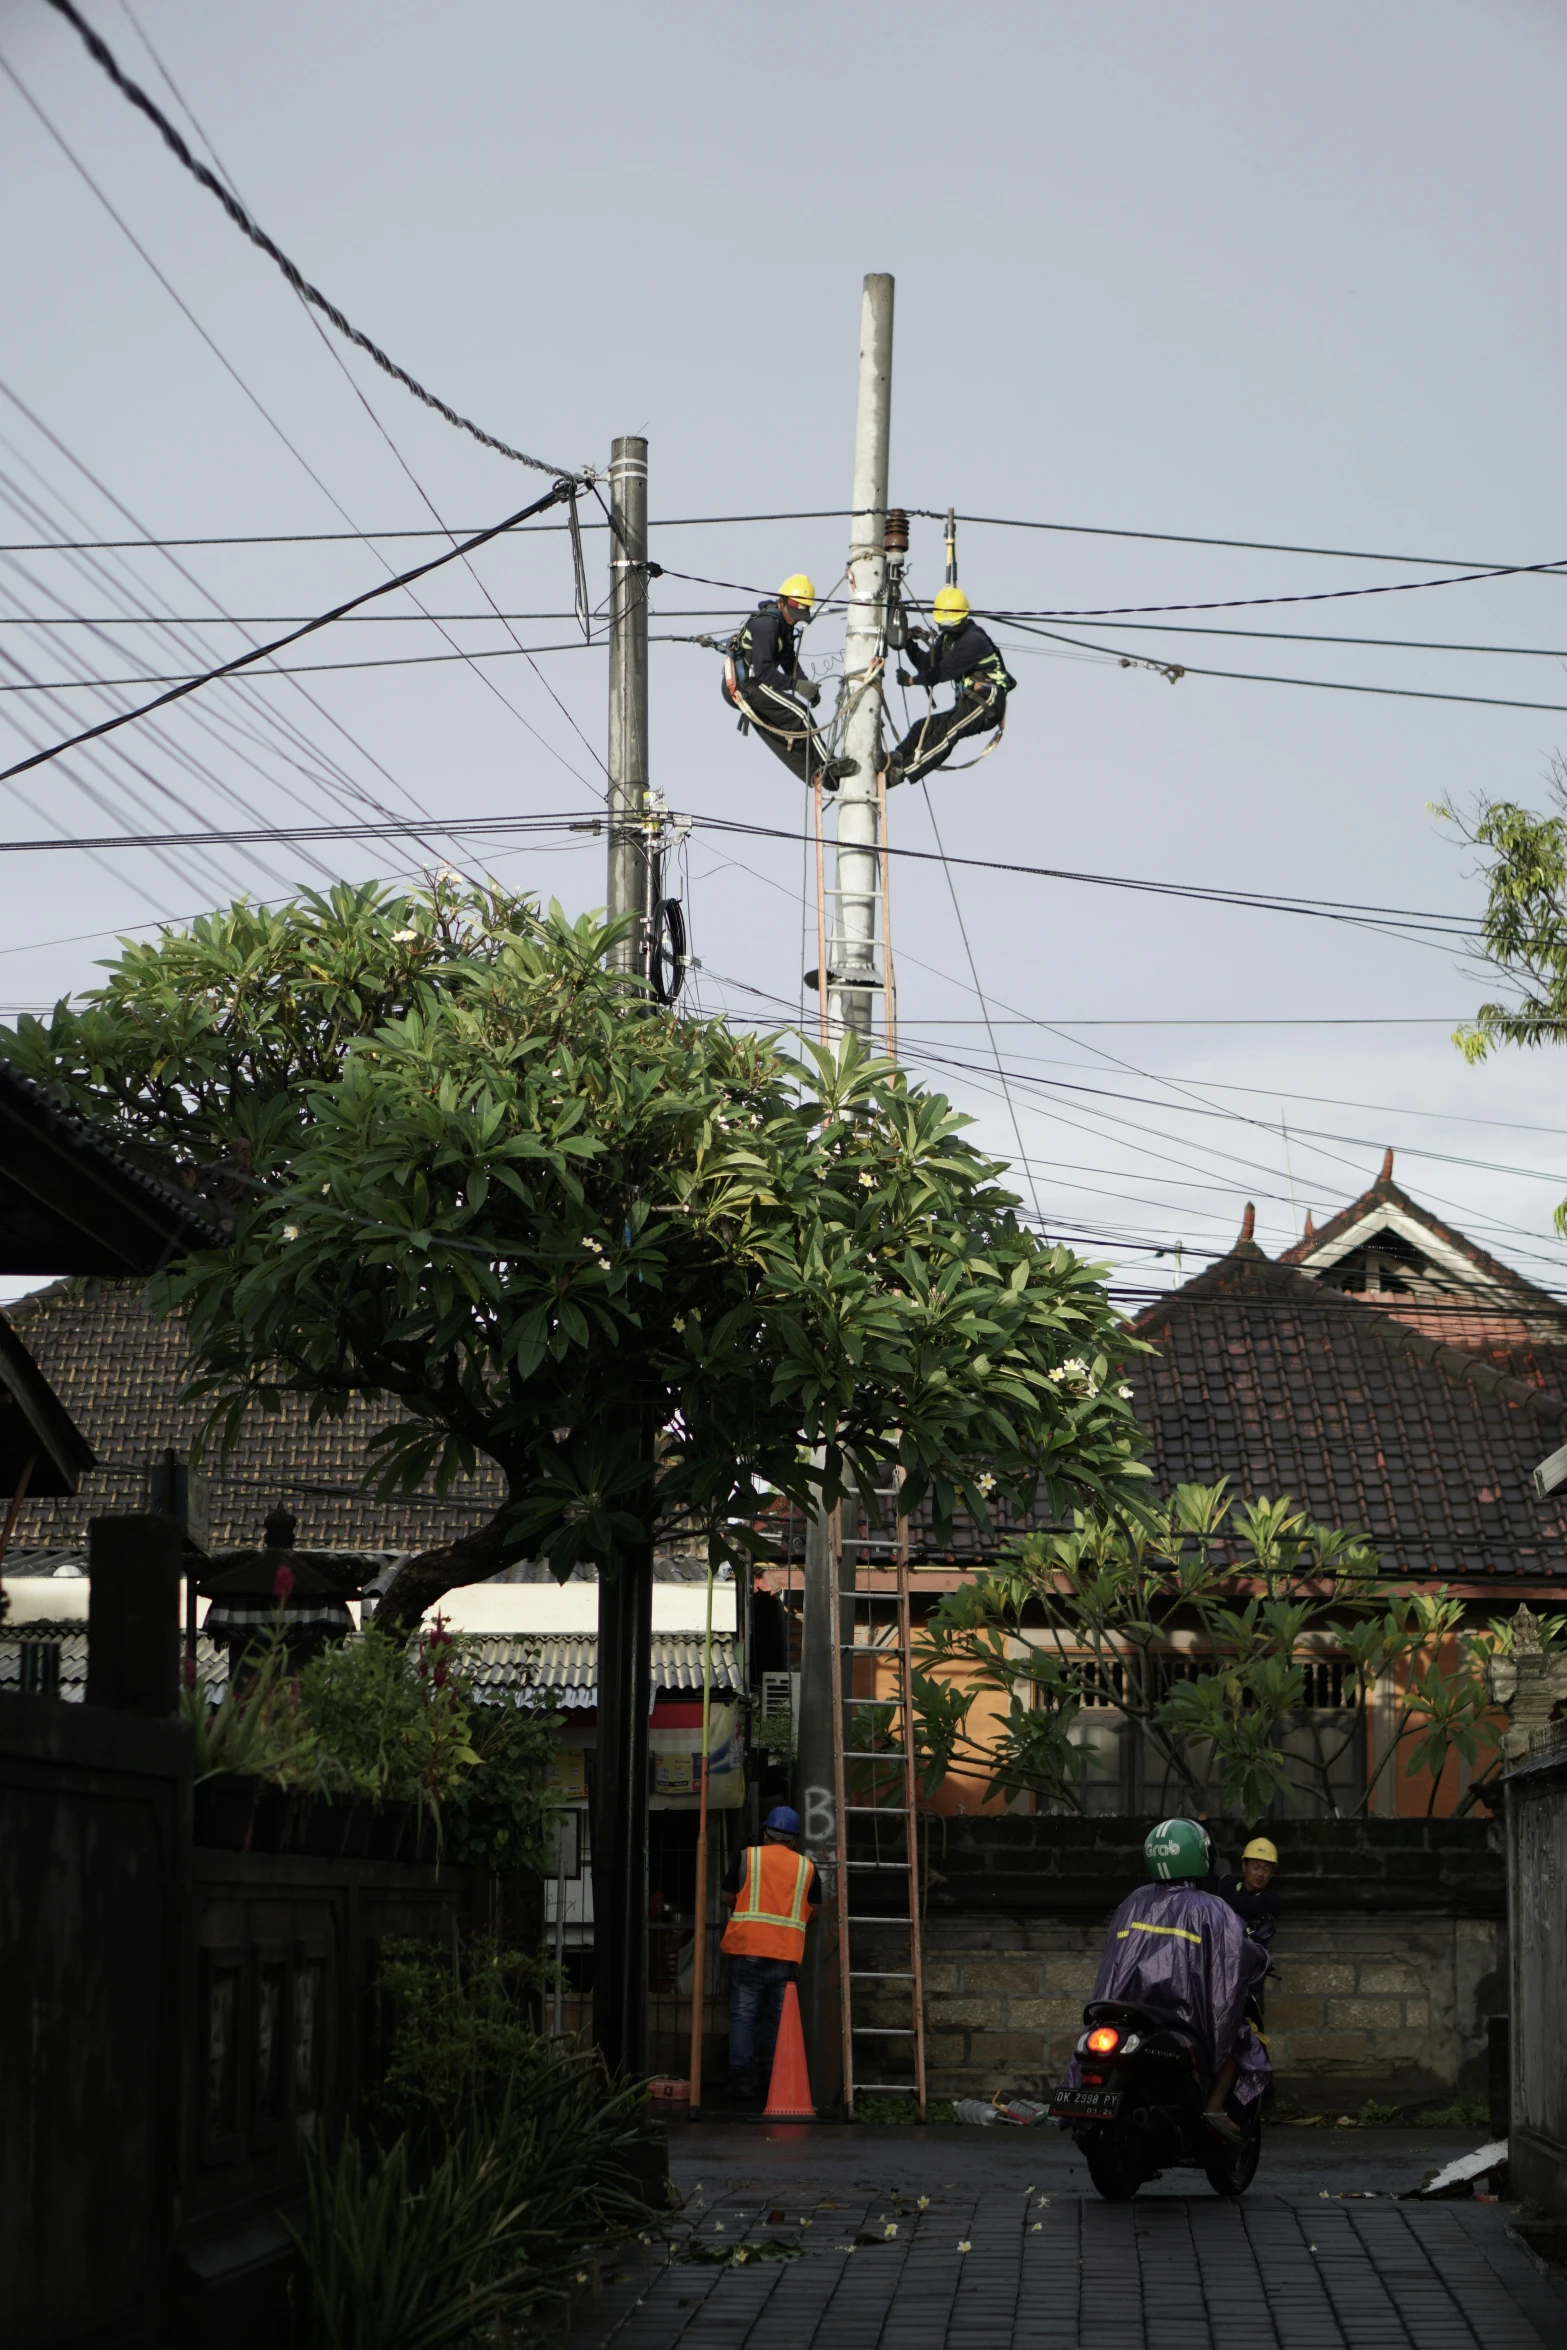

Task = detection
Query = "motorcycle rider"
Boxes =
[1079,1817,1270,2145]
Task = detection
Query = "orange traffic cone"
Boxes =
[763,1982,816,2119]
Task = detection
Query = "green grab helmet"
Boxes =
[1144,1818,1213,1881]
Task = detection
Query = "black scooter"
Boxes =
[1049,1998,1263,2201]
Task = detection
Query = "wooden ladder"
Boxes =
[829,1480,927,2118]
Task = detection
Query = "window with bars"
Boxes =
[1071,1653,1354,1709]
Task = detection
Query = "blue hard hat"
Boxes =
[764,1805,801,1835]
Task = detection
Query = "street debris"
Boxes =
[1404,2140,1510,2199]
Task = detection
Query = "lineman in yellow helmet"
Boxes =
[1218,1837,1280,2115]
[887,585,1016,788]
[1219,1837,1280,1945]
[722,574,857,792]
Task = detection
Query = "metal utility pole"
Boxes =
[827,275,894,1045]
[594,434,654,2075]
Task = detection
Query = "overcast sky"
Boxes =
[3,0,1567,1299]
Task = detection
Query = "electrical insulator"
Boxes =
[883,505,911,648]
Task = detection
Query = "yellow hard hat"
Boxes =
[778,573,816,614]
[1242,1837,1279,1865]
[933,585,970,629]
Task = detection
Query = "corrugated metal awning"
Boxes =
[0,1624,743,1711]
[463,1630,742,1709]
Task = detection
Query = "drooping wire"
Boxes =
[0,480,576,785]
[916,776,1043,1224]
[0,363,482,883]
[0,440,443,890]
[994,612,1567,724]
[43,0,580,479]
[0,43,598,845]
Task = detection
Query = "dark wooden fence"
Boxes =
[1505,1728,1567,2223]
[0,1691,479,2350]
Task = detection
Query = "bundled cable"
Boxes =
[45,0,578,478]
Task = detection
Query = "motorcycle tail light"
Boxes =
[1086,2026,1120,2055]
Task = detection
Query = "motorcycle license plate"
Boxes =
[1050,2087,1122,2122]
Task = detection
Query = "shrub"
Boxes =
[291,1938,663,2349]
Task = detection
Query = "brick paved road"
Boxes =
[562,2126,1566,2350]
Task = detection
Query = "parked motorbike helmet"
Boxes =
[1144,1817,1213,1880]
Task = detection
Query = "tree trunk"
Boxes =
[372,1505,520,1634]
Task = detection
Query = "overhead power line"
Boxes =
[991,556,1567,620]
[19,609,1567,667]
[0,812,596,855]
[19,623,1567,725]
[45,0,578,479]
[687,816,1481,941]
[653,552,1567,623]
[5,502,1567,572]
[0,638,618,695]
[0,480,576,785]
[0,804,1482,940]
[997,614,1567,722]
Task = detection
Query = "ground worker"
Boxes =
[887,586,1016,787]
[722,576,857,791]
[719,1802,821,2106]
[1219,1834,1281,2114]
[1219,1836,1281,1950]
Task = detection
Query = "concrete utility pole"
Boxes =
[827,275,894,1045]
[795,1460,845,2109]
[595,433,654,2075]
[796,279,896,2102]
[606,435,650,976]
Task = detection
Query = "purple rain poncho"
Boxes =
[1059,1881,1272,2107]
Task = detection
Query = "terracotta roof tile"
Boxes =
[3,1277,502,1550]
[1129,1243,1567,1574]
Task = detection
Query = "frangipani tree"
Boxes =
[3,878,1146,1627]
[913,1481,1501,1818]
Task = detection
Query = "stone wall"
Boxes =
[852,1816,1507,2110]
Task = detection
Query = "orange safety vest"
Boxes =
[721,1844,815,1962]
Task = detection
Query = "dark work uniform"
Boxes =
[722,601,838,788]
[1219,1872,1279,2052]
[889,617,1015,786]
[1218,1874,1279,1950]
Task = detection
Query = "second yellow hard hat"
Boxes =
[778,573,816,614]
[933,585,970,629]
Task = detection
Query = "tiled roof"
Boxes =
[3,1277,504,1551]
[1128,1233,1567,1575]
[1278,1151,1567,1388]
[0,1309,95,1496]
[1278,1150,1557,1301]
[0,1061,230,1274]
